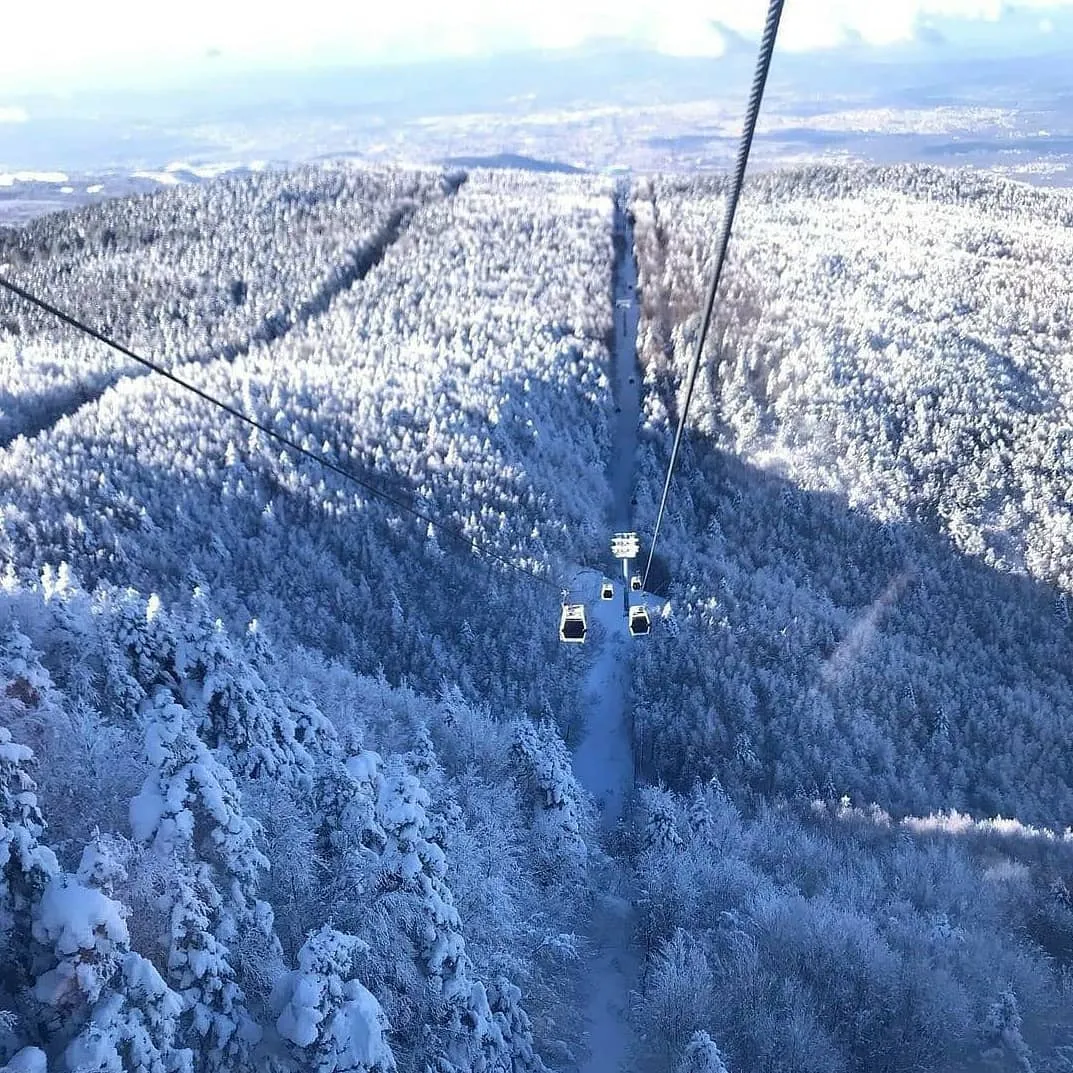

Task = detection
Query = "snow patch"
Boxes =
[0,171,69,186]
[164,160,244,179]
[131,170,183,186]
[1,1047,47,1072]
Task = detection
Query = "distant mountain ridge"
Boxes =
[441,152,585,174]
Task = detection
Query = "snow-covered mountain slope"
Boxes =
[0,164,620,1072]
[8,159,1073,1073]
[0,165,446,443]
[0,166,274,226]
[0,168,614,722]
[635,165,1073,581]
[0,574,588,1072]
[622,164,1073,1072]
[630,164,1073,820]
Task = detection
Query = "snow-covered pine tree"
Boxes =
[374,769,465,992]
[373,767,516,1073]
[676,1030,729,1073]
[241,619,333,780]
[640,786,683,853]
[274,926,395,1073]
[0,624,59,728]
[129,689,273,1070]
[984,988,1033,1073]
[100,588,178,712]
[63,939,194,1073]
[486,976,549,1073]
[508,720,587,877]
[304,747,387,936]
[166,590,331,784]
[405,723,437,780]
[51,832,191,1073]
[31,836,191,1072]
[32,875,129,1033]
[685,784,713,844]
[0,723,60,1009]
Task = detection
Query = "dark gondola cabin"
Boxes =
[628,605,651,637]
[601,582,614,600]
[559,603,588,644]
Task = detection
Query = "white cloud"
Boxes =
[0,106,29,123]
[1,0,1072,91]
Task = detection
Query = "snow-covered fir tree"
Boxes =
[273,927,394,1073]
[676,1031,729,1073]
[129,690,271,1070]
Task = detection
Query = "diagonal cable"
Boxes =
[0,273,560,593]
[642,0,785,590]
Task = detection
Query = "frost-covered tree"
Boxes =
[486,977,548,1073]
[46,833,191,1073]
[372,768,521,1073]
[32,875,130,1029]
[677,1031,729,1073]
[508,721,588,878]
[273,927,394,1073]
[168,589,323,783]
[639,930,713,1067]
[32,839,191,1072]
[295,748,386,945]
[129,689,271,1069]
[0,626,56,725]
[0,725,59,1004]
[374,769,465,994]
[61,954,191,1073]
[983,989,1033,1073]
[100,588,179,713]
[685,784,714,844]
[640,786,683,854]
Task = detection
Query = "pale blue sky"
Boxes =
[2,0,1071,94]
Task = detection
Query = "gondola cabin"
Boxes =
[628,605,651,637]
[630,575,642,592]
[601,582,614,601]
[559,603,588,644]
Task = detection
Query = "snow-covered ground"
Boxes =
[571,570,636,829]
[569,195,657,1073]
[571,195,648,831]
[0,162,274,223]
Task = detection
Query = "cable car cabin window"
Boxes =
[628,605,651,637]
[601,583,614,600]
[560,604,588,644]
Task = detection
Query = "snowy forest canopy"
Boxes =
[3,160,1073,1073]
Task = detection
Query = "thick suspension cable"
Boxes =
[642,0,784,590]
[0,273,560,593]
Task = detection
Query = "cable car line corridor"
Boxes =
[608,196,642,535]
[0,176,463,451]
[570,187,645,1073]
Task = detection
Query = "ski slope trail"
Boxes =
[570,191,648,1073]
